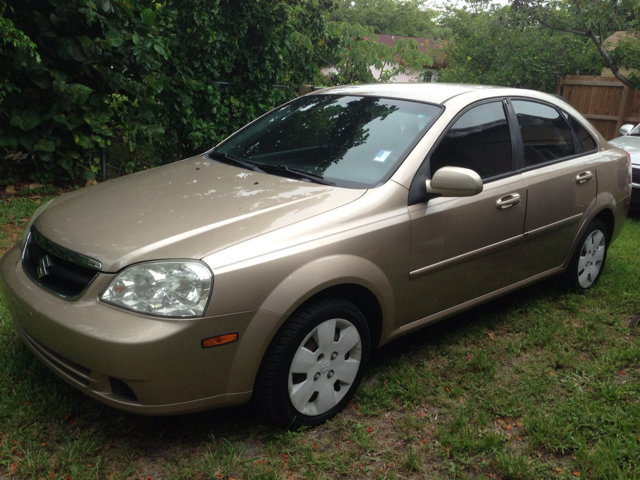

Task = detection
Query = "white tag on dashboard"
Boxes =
[374,150,391,162]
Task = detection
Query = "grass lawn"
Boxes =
[1,190,639,479]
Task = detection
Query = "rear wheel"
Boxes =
[558,219,608,292]
[254,298,370,427]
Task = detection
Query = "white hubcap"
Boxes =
[577,229,605,289]
[288,318,362,416]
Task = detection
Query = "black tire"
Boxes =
[254,298,370,428]
[557,219,609,292]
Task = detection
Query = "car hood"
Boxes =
[610,136,640,167]
[34,157,365,272]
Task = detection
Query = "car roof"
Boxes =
[312,82,608,149]
[314,83,510,105]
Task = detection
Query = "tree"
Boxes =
[512,0,640,88]
[438,4,601,92]
[313,21,434,84]
[328,0,446,38]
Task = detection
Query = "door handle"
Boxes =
[576,171,593,184]
[496,193,521,210]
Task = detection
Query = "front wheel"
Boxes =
[254,298,370,428]
[558,219,608,292]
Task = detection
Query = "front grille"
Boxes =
[23,227,101,299]
[632,167,640,185]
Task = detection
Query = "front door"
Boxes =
[402,100,527,326]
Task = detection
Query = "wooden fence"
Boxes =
[555,75,640,140]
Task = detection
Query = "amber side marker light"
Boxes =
[201,333,239,348]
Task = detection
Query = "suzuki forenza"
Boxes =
[0,84,632,427]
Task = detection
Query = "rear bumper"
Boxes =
[0,244,282,415]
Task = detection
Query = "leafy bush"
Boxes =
[0,0,328,183]
[155,0,327,159]
[0,0,168,183]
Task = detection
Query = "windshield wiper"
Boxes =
[204,151,265,173]
[257,164,335,186]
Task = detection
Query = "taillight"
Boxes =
[625,150,632,183]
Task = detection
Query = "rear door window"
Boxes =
[512,100,576,166]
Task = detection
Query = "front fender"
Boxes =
[258,254,395,323]
[223,255,396,394]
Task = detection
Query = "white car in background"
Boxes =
[610,124,640,210]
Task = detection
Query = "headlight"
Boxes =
[100,260,213,318]
[22,198,55,248]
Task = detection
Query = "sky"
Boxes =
[431,0,511,7]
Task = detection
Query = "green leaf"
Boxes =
[106,30,123,48]
[74,134,92,148]
[0,135,18,149]
[69,84,93,104]
[140,8,156,26]
[18,134,35,151]
[33,139,56,152]
[66,42,86,62]
[10,109,42,131]
[145,124,164,138]
[30,74,52,90]
[122,1,134,17]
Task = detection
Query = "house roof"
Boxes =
[375,34,447,67]
[604,31,638,50]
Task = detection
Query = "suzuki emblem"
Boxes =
[37,255,53,279]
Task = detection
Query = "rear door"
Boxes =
[509,100,598,277]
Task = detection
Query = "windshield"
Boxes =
[631,124,640,136]
[209,95,442,188]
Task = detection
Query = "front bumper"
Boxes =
[631,186,640,210]
[0,245,283,415]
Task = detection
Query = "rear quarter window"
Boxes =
[566,115,597,153]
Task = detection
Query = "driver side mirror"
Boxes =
[619,124,635,136]
[425,166,483,197]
